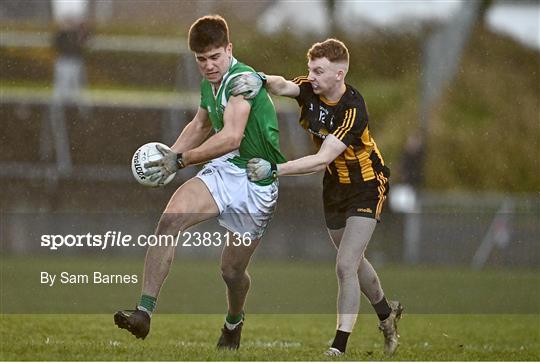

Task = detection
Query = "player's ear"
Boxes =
[336,69,344,81]
[226,43,232,56]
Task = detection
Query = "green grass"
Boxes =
[1,256,539,360]
[1,314,538,361]
[2,256,539,314]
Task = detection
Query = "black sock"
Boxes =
[372,296,392,321]
[331,330,350,353]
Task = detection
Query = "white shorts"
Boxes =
[196,153,279,240]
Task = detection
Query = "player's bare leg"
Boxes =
[141,178,219,297]
[114,178,219,339]
[335,217,376,328]
[327,218,403,355]
[329,228,385,303]
[221,237,260,316]
[357,257,384,303]
[216,237,260,349]
[324,217,376,355]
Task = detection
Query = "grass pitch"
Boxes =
[1,256,539,360]
[1,314,538,361]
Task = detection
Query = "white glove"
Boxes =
[247,158,277,182]
[230,72,266,100]
[144,145,184,185]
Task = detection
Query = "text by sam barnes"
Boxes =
[41,271,138,286]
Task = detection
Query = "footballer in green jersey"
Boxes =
[115,15,286,350]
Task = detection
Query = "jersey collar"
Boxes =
[212,57,238,98]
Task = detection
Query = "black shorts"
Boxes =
[323,172,390,230]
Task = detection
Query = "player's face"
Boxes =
[194,43,232,84]
[307,57,343,96]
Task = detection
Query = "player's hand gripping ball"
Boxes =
[131,142,176,187]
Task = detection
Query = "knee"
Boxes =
[357,255,366,273]
[336,258,359,281]
[221,264,246,285]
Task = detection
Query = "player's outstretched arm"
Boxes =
[181,95,250,167]
[247,135,346,181]
[276,134,346,175]
[266,75,300,98]
[230,73,300,100]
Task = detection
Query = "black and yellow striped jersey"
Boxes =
[292,76,390,185]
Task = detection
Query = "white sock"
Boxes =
[224,320,242,330]
[137,305,152,317]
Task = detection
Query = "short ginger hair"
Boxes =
[307,38,349,64]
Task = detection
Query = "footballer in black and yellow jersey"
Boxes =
[230,38,402,357]
[292,75,390,228]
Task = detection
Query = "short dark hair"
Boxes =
[307,38,349,64]
[188,15,229,53]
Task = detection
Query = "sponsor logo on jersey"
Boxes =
[319,105,329,125]
[201,168,214,176]
[357,207,373,213]
[328,115,335,129]
[307,128,328,140]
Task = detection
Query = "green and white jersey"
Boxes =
[199,57,286,186]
